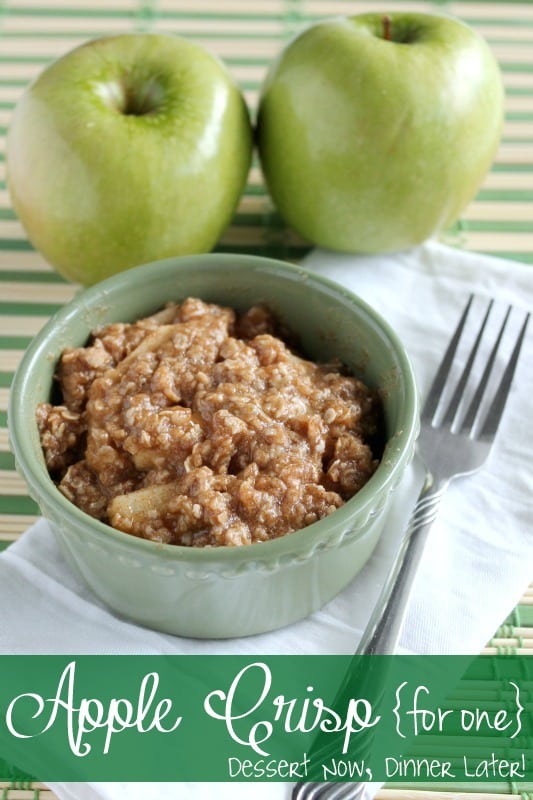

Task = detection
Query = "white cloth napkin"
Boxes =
[1,240,532,800]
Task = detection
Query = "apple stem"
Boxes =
[382,15,392,41]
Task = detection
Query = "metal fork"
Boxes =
[292,294,530,800]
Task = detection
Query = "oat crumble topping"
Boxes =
[37,298,382,547]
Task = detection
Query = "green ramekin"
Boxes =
[8,253,419,638]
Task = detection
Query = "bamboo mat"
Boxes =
[0,0,532,797]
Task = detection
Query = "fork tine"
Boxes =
[459,304,511,434]
[441,298,493,428]
[423,294,473,422]
[477,310,530,441]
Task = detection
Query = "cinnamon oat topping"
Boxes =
[37,298,382,546]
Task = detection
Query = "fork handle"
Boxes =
[356,473,448,656]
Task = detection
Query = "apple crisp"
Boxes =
[37,298,382,546]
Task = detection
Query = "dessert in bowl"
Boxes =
[9,253,419,638]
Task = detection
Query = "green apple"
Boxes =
[256,12,504,254]
[7,33,252,284]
